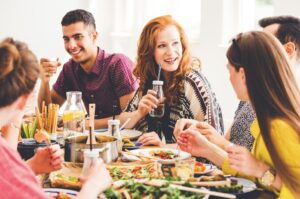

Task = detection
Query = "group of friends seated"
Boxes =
[0,8,299,199]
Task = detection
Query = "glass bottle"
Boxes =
[149,80,165,118]
[81,150,99,177]
[108,119,122,152]
[62,91,86,138]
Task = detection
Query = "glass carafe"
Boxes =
[149,80,165,118]
[62,91,86,138]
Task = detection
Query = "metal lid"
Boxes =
[108,119,120,125]
[152,80,164,85]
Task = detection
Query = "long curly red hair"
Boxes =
[134,15,192,104]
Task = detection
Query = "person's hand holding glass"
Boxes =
[40,57,61,82]
[149,80,165,118]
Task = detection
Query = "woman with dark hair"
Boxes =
[177,31,300,198]
[0,38,111,198]
[119,15,223,146]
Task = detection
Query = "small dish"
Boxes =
[44,188,78,198]
[122,141,143,150]
[194,163,216,177]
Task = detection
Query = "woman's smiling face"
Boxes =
[154,25,182,72]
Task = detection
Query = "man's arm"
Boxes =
[50,89,66,107]
[38,83,65,110]
[38,58,63,110]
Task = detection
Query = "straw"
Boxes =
[120,118,131,131]
[89,126,92,151]
[157,64,162,80]
[112,104,117,120]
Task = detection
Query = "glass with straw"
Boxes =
[149,64,165,118]
[81,126,99,177]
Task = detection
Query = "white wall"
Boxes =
[1,0,299,127]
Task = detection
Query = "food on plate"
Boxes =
[50,173,82,190]
[95,135,116,143]
[34,129,50,144]
[149,150,179,159]
[210,178,243,193]
[49,163,82,189]
[107,163,157,181]
[199,174,226,182]
[194,162,206,173]
[103,180,206,199]
[122,138,135,147]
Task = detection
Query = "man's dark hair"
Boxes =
[259,16,300,54]
[61,9,96,30]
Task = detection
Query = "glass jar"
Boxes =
[81,150,99,177]
[108,119,122,152]
[62,91,86,138]
[149,80,165,118]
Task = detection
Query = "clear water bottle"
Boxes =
[62,91,86,138]
[149,80,165,118]
[108,119,123,152]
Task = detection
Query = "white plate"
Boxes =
[194,163,216,176]
[235,177,257,194]
[120,129,143,140]
[94,128,107,133]
[130,148,191,164]
[44,188,78,198]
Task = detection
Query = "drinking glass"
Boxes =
[149,80,165,118]
[175,158,195,181]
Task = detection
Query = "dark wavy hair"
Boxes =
[61,9,96,31]
[0,38,40,108]
[227,31,300,196]
[134,15,192,104]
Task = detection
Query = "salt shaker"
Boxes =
[108,119,123,152]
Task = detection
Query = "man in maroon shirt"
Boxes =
[38,9,137,128]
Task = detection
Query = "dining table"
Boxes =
[39,142,278,199]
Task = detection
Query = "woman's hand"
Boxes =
[137,90,159,117]
[137,132,163,146]
[40,58,61,82]
[225,144,269,178]
[27,144,64,175]
[195,122,229,149]
[177,128,212,158]
[173,118,198,138]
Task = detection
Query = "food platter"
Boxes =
[130,148,191,164]
[44,188,78,198]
